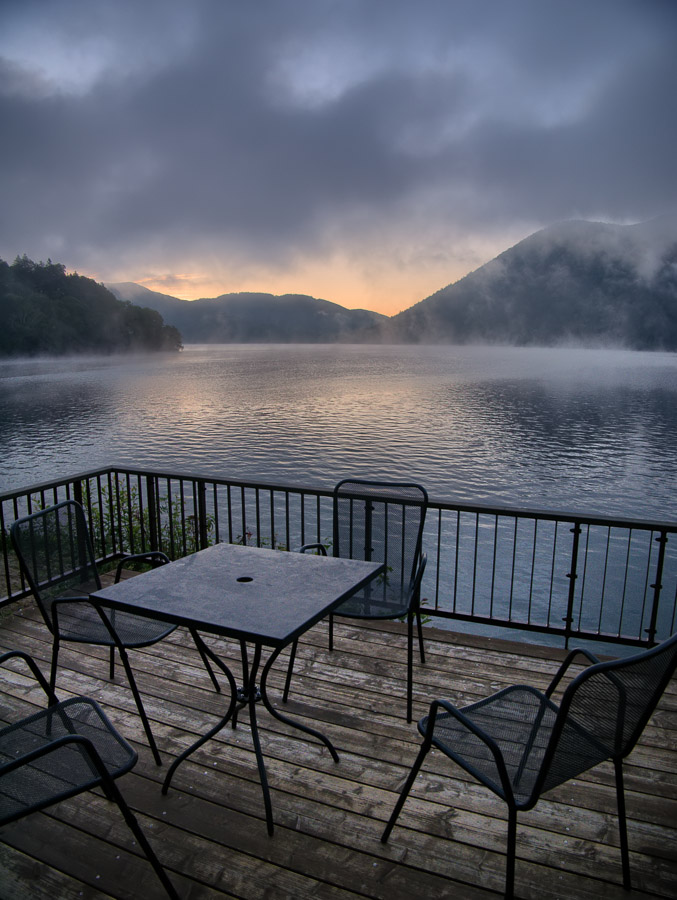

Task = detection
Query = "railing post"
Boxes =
[563,522,582,649]
[146,475,159,552]
[72,481,89,567]
[646,530,668,645]
[197,480,209,550]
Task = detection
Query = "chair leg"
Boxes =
[49,637,60,694]
[381,739,431,843]
[614,757,632,890]
[283,639,297,703]
[416,609,425,664]
[109,646,115,680]
[505,805,517,900]
[116,645,162,766]
[406,613,414,723]
[106,777,179,900]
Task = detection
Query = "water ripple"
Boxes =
[2,345,677,518]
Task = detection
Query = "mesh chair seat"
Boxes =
[332,579,410,619]
[0,696,135,825]
[424,685,610,807]
[48,598,176,646]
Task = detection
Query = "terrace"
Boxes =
[1,467,676,898]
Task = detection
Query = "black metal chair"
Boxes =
[284,479,428,722]
[381,633,677,898]
[0,650,179,898]
[10,499,220,765]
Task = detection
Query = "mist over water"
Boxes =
[2,344,677,521]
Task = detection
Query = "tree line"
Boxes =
[0,256,183,357]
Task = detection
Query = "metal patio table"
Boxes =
[92,541,384,833]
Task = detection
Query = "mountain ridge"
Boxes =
[107,284,386,343]
[108,216,677,349]
[384,216,677,347]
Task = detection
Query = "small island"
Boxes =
[0,256,183,357]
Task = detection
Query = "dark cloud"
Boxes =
[0,0,675,310]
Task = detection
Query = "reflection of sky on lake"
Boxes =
[2,344,677,521]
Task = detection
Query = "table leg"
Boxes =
[260,646,340,763]
[242,642,339,834]
[162,643,237,795]
[163,639,338,837]
[243,643,275,835]
[232,639,261,729]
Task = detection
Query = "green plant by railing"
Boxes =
[89,480,216,561]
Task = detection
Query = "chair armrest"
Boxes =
[50,596,125,650]
[298,543,328,555]
[426,697,499,749]
[50,594,101,633]
[426,697,515,801]
[0,650,57,705]
[545,648,601,698]
[0,729,112,783]
[115,551,171,583]
[51,595,93,606]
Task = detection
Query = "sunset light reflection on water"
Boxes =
[2,343,677,522]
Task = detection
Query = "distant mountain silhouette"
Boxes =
[385,216,677,348]
[107,285,386,343]
[109,216,677,349]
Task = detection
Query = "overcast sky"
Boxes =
[1,0,675,315]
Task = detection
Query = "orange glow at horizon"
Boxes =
[131,257,474,317]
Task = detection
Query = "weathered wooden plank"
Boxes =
[2,604,676,899]
[0,843,111,900]
[0,813,189,900]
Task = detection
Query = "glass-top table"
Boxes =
[92,541,384,833]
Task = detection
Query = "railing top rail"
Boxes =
[0,466,333,503]
[2,463,677,534]
[425,497,677,533]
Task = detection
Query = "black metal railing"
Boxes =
[2,465,676,649]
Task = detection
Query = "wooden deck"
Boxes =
[1,599,676,900]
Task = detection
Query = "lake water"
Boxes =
[2,343,677,522]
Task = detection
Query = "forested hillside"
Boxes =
[0,256,183,356]
[387,217,677,348]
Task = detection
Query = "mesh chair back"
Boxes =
[10,501,102,631]
[542,634,677,795]
[333,480,427,616]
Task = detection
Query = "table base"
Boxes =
[162,638,339,834]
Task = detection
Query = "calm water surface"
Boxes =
[2,344,677,521]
